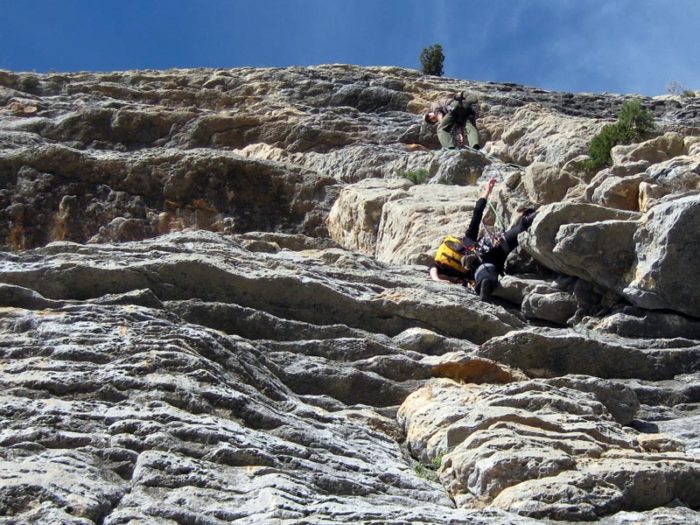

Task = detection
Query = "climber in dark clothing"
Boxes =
[424,92,480,149]
[429,178,537,300]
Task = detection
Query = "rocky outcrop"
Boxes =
[2,65,700,523]
[399,378,699,521]
[625,195,700,316]
[328,179,482,265]
[476,328,700,381]
[0,232,534,525]
[484,103,607,166]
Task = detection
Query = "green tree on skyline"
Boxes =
[419,44,444,76]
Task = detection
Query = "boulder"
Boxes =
[611,132,686,165]
[624,194,700,316]
[521,290,578,325]
[561,154,595,179]
[429,148,492,185]
[492,275,559,307]
[591,174,648,211]
[521,202,640,291]
[644,156,700,197]
[521,162,579,205]
[328,179,482,265]
[638,181,671,212]
[375,184,481,265]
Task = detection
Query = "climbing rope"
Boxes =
[487,199,507,233]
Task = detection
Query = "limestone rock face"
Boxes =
[520,202,641,289]
[375,184,482,266]
[326,177,412,257]
[611,132,687,165]
[2,65,700,523]
[329,180,481,265]
[484,103,607,166]
[0,232,533,524]
[0,231,525,344]
[522,161,580,205]
[0,144,338,248]
[399,378,700,521]
[520,290,578,324]
[477,328,700,381]
[625,194,700,316]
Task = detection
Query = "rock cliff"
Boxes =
[1,65,699,524]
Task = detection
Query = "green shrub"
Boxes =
[419,44,444,77]
[413,453,444,482]
[617,99,655,134]
[432,453,444,470]
[585,99,655,170]
[587,123,629,168]
[413,463,439,482]
[398,168,430,184]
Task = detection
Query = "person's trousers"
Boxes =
[437,114,480,149]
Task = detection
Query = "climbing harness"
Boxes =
[477,200,508,257]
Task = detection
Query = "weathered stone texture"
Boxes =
[2,65,700,523]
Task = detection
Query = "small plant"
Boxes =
[398,168,430,185]
[413,453,444,482]
[419,44,444,77]
[432,452,445,470]
[585,99,655,170]
[413,462,439,482]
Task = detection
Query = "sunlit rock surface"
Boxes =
[2,65,700,523]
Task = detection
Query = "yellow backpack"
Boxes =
[434,235,470,274]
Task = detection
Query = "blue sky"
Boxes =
[2,0,699,96]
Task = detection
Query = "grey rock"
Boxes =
[624,194,700,317]
[584,307,700,339]
[0,231,525,343]
[521,202,641,291]
[399,378,700,521]
[477,327,700,380]
[522,161,579,204]
[598,506,700,525]
[521,290,579,325]
[3,65,700,524]
[546,375,640,425]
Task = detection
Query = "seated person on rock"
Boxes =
[429,178,537,300]
[424,92,480,150]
